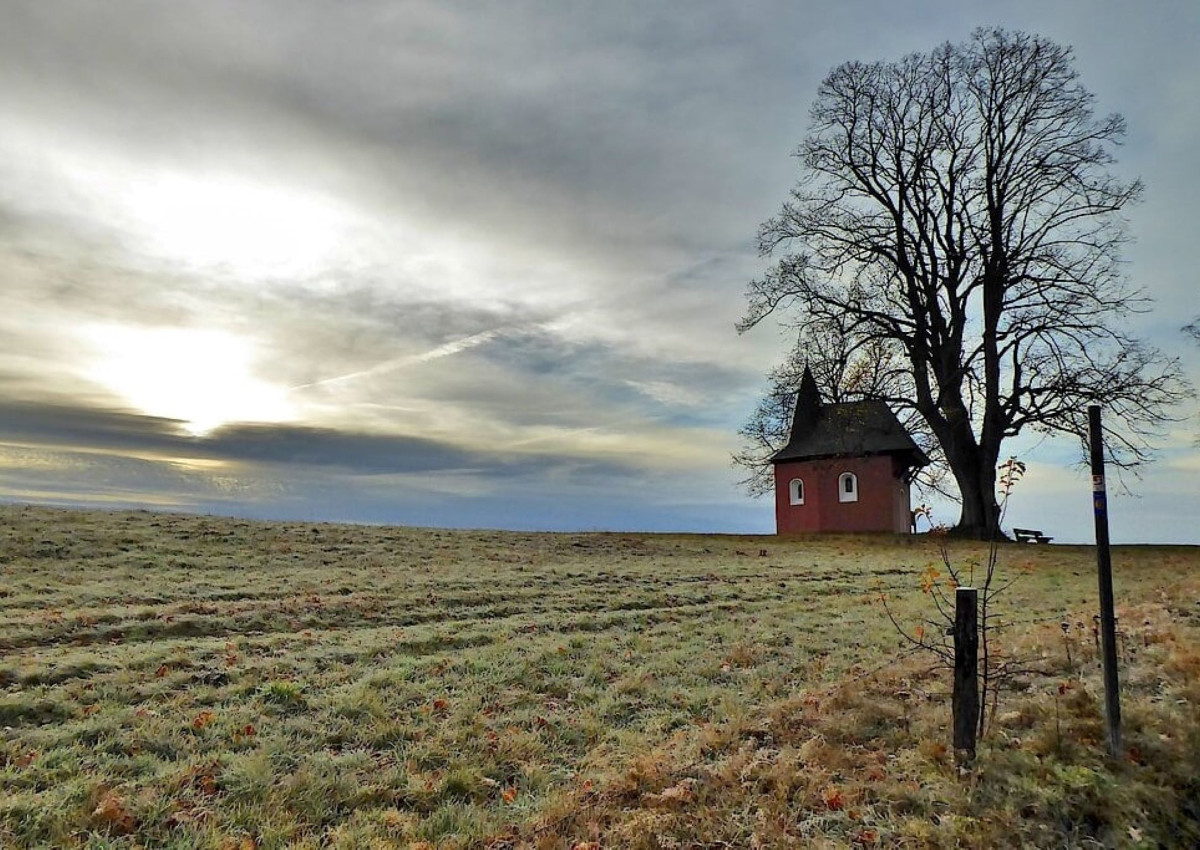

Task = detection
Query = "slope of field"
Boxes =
[1,504,1199,848]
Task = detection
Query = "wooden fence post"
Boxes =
[953,587,979,759]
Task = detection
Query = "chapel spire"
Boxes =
[787,364,822,444]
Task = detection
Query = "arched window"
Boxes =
[838,472,859,503]
[788,478,805,505]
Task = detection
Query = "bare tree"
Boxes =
[733,315,951,499]
[739,28,1187,537]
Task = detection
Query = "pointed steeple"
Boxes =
[787,365,822,444]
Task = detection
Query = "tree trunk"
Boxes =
[926,398,1002,540]
[955,483,999,539]
[947,447,1001,539]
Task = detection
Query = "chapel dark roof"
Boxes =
[770,366,930,468]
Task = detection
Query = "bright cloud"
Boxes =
[119,171,353,280]
[81,324,295,436]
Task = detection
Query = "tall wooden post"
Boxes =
[952,587,979,758]
[1088,404,1122,757]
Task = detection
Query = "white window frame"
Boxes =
[838,472,859,503]
[788,478,804,505]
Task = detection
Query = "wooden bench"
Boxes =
[1013,527,1053,544]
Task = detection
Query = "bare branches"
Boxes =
[882,458,1054,739]
[732,316,951,499]
[737,28,1190,534]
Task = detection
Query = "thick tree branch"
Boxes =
[736,28,1190,536]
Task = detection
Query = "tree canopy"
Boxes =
[739,28,1186,537]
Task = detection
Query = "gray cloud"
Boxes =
[0,400,757,532]
[0,1,1197,539]
[0,399,640,480]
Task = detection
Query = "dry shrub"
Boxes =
[723,641,761,669]
[1164,642,1200,680]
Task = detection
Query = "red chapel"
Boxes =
[771,367,929,534]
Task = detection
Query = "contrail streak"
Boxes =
[292,328,502,390]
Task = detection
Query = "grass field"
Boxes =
[2,504,1200,848]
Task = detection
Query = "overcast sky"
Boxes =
[2,1,1198,542]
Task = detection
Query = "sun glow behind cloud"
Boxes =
[82,324,295,436]
[21,133,586,313]
[3,123,354,283]
[118,171,353,280]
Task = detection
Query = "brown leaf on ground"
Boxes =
[823,786,845,811]
[92,790,136,835]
